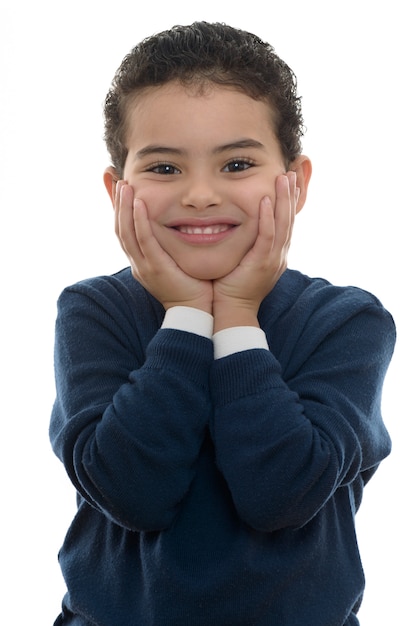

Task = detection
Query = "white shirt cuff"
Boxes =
[161,306,214,339]
[213,326,269,360]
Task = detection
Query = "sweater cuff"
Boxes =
[213,326,269,360]
[161,306,214,339]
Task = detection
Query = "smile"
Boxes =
[169,221,237,245]
[177,224,231,235]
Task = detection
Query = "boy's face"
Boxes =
[120,81,292,280]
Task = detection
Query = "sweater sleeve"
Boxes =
[50,283,213,532]
[209,300,395,532]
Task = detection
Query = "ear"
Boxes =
[290,155,312,214]
[103,166,119,206]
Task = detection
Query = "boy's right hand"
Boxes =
[115,181,213,314]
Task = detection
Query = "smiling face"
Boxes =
[115,81,291,280]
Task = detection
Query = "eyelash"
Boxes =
[145,162,181,175]
[144,157,256,176]
[222,158,255,173]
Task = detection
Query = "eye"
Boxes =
[222,158,255,173]
[146,162,181,175]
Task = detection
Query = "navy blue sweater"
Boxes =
[50,268,395,625]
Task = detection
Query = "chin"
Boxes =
[186,269,229,281]
[179,262,235,281]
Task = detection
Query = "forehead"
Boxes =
[124,81,279,149]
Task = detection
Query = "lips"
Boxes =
[167,218,237,244]
[177,224,231,235]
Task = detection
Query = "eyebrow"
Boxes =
[214,138,266,153]
[135,138,266,160]
[135,145,183,159]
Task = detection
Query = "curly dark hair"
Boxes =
[104,22,305,177]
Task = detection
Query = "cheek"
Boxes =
[238,174,277,208]
[130,183,168,223]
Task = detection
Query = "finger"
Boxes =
[117,184,143,259]
[236,195,275,270]
[132,198,177,269]
[274,173,295,249]
[114,180,128,238]
[132,198,155,256]
[257,195,276,254]
[286,170,299,215]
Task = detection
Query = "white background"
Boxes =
[1,1,415,623]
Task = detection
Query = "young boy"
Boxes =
[50,22,395,626]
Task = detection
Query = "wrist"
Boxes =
[213,301,260,334]
[164,299,213,316]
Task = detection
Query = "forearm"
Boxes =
[88,330,213,530]
[50,290,213,532]
[209,349,361,532]
[208,305,394,532]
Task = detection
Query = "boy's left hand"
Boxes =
[213,172,298,333]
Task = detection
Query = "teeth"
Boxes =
[178,224,230,235]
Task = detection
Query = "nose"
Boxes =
[180,172,222,211]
